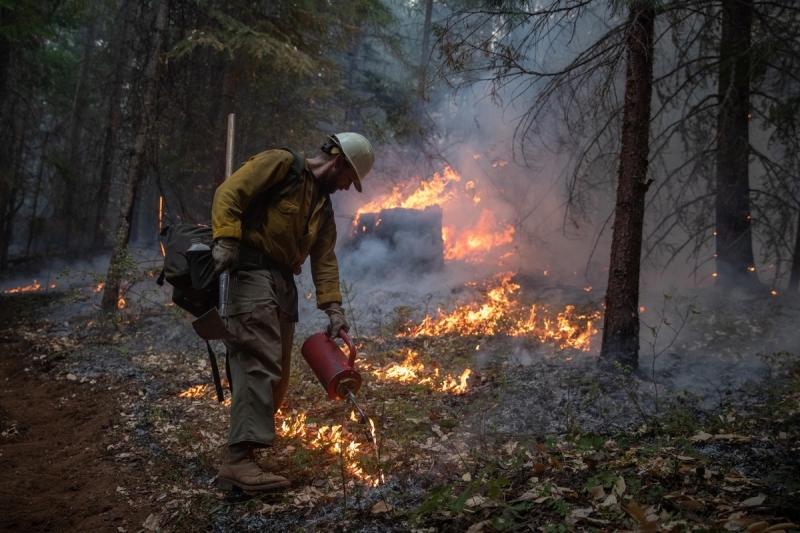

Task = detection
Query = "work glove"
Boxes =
[212,238,239,274]
[325,307,350,339]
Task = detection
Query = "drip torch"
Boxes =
[301,329,373,441]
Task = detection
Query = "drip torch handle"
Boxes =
[339,329,357,368]
[218,272,230,318]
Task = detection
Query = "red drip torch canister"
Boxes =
[301,330,362,401]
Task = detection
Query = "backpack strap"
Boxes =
[241,148,306,230]
[205,340,225,403]
[156,224,171,286]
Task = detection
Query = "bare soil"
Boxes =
[0,295,153,533]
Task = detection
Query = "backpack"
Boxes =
[156,149,305,402]
[156,148,305,316]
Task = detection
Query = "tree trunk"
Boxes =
[788,212,800,293]
[26,131,49,257]
[63,15,97,251]
[420,0,433,90]
[413,0,434,119]
[344,30,364,128]
[714,0,756,290]
[598,4,656,371]
[94,0,134,249]
[102,0,169,313]
[0,6,14,270]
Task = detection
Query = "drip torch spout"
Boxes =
[347,389,373,442]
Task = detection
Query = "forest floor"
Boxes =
[0,272,799,533]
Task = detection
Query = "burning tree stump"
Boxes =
[344,206,445,275]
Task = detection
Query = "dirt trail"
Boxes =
[0,303,152,532]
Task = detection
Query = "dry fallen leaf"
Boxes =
[511,491,539,503]
[370,501,394,514]
[589,485,605,500]
[571,508,593,518]
[741,494,766,507]
[690,431,713,441]
[142,514,161,531]
[626,501,648,523]
[466,520,492,533]
[601,494,618,507]
[762,524,799,533]
[676,496,705,511]
[465,495,486,507]
[614,476,627,496]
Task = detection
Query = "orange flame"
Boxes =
[179,384,211,399]
[117,297,126,309]
[354,166,515,263]
[3,280,42,294]
[402,273,600,351]
[159,195,166,257]
[356,167,462,218]
[274,410,383,487]
[280,410,308,438]
[371,349,472,394]
[443,210,515,262]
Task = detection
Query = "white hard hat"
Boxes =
[328,132,374,192]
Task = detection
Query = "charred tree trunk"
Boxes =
[598,4,655,371]
[102,0,169,312]
[788,212,800,293]
[714,0,757,290]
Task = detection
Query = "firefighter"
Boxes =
[210,132,374,492]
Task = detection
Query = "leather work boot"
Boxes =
[217,443,290,492]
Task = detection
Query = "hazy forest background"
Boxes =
[1,0,800,362]
[0,0,800,302]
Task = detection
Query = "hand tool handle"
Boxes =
[339,329,356,368]
[218,272,230,318]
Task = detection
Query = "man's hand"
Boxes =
[212,238,239,274]
[325,306,350,339]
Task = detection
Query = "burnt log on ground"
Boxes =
[342,206,444,276]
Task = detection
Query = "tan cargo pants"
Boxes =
[223,268,295,448]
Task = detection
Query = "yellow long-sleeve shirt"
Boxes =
[211,149,342,308]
